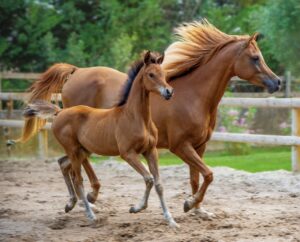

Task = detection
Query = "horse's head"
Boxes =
[143,51,174,100]
[233,33,281,93]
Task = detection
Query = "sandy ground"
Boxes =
[0,158,300,242]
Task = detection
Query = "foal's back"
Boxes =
[52,105,122,156]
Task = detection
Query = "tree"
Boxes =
[258,0,300,75]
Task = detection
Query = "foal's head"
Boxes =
[142,51,173,100]
[233,33,281,93]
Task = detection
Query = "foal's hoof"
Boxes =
[129,205,147,213]
[169,220,180,229]
[183,200,192,213]
[87,192,97,204]
[65,203,75,213]
[129,206,136,213]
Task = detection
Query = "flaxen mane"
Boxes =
[162,19,249,80]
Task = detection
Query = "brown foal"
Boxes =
[23,51,178,227]
[18,20,281,218]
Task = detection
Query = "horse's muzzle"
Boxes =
[263,78,281,94]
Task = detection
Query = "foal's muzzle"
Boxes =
[160,87,174,100]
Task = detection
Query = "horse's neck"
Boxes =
[124,74,151,125]
[190,42,241,113]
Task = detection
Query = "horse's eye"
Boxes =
[149,73,155,78]
[252,56,259,62]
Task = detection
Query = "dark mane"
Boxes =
[117,59,145,106]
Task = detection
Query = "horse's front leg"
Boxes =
[189,145,216,219]
[120,151,154,213]
[143,148,179,228]
[172,143,213,214]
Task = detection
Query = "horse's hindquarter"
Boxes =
[62,67,126,108]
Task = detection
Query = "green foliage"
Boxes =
[258,0,300,75]
[0,0,299,77]
[90,146,291,172]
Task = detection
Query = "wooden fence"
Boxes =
[0,72,300,172]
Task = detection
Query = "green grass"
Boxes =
[90,146,291,173]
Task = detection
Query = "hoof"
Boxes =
[129,204,147,213]
[168,219,180,229]
[129,206,137,213]
[65,204,74,213]
[87,192,96,204]
[193,207,216,220]
[87,213,97,222]
[183,200,192,213]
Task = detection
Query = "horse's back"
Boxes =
[62,66,127,109]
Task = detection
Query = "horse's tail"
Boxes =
[23,100,61,119]
[14,63,77,143]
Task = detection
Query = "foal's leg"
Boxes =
[172,143,213,213]
[143,148,179,228]
[82,159,101,203]
[57,156,77,213]
[120,152,154,213]
[69,152,96,221]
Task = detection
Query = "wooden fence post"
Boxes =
[38,129,48,160]
[292,108,300,172]
[5,99,13,156]
[285,71,291,98]
[0,72,2,110]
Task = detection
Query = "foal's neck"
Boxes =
[124,71,151,125]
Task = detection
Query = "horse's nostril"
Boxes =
[278,79,281,86]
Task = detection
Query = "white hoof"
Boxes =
[193,207,216,220]
[169,219,180,229]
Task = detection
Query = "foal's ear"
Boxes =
[144,50,152,65]
[156,53,165,64]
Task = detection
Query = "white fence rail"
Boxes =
[0,94,300,172]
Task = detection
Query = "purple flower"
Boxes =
[219,126,227,132]
[228,109,238,116]
[279,122,289,129]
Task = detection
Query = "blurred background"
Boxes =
[0,0,299,172]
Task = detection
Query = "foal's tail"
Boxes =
[23,100,61,120]
[13,63,77,143]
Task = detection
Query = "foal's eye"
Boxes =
[252,56,259,62]
[149,73,155,78]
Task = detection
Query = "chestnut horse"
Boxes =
[23,51,178,227]
[17,20,280,217]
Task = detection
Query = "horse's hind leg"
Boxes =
[120,152,154,213]
[143,148,178,228]
[82,159,101,203]
[58,156,77,213]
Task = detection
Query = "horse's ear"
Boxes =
[156,53,165,64]
[255,32,264,42]
[248,32,262,46]
[144,50,152,65]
